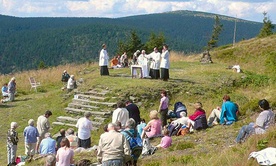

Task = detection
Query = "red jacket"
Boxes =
[189,108,206,121]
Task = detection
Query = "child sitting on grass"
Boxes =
[156,128,172,149]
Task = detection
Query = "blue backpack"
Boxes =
[124,130,143,159]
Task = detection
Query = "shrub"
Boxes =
[236,71,269,88]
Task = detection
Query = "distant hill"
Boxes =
[0,10,264,74]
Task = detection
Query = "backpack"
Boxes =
[124,130,143,159]
[174,102,187,118]
[193,114,208,130]
[168,123,182,136]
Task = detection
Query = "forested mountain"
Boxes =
[0,10,263,74]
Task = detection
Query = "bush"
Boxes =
[236,71,269,88]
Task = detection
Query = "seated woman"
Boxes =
[110,56,119,68]
[141,110,162,138]
[56,138,74,166]
[236,99,275,143]
[187,102,207,130]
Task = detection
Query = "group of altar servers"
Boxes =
[99,43,170,81]
[136,45,170,81]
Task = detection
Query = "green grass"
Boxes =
[1,34,276,166]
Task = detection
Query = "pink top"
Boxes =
[145,119,162,138]
[160,96,169,110]
[160,135,172,148]
[56,147,74,166]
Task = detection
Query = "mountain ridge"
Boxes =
[0,10,264,74]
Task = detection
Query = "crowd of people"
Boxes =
[2,43,275,165]
[99,44,170,81]
[4,85,275,165]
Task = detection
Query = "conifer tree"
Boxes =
[258,12,274,38]
[144,32,165,53]
[207,15,223,50]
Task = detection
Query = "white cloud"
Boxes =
[0,0,276,23]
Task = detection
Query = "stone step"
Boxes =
[56,116,102,126]
[74,94,106,101]
[52,122,99,130]
[65,107,111,116]
[72,98,116,107]
[83,89,109,96]
[68,103,99,110]
[94,117,107,122]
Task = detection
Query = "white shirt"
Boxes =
[160,50,170,69]
[76,117,93,140]
[112,108,129,128]
[67,78,75,90]
[255,109,275,134]
[99,49,109,66]
[172,117,189,126]
[37,115,50,137]
[150,51,161,69]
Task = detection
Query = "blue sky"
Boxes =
[1,0,275,23]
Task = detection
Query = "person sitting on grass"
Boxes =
[235,99,275,143]
[141,110,162,138]
[156,128,172,149]
[56,138,74,166]
[2,83,8,98]
[56,129,66,151]
[66,128,78,150]
[67,75,77,92]
[220,95,238,125]
[61,70,70,83]
[39,132,56,155]
[45,154,56,166]
[171,111,189,126]
[186,102,206,131]
[137,119,146,138]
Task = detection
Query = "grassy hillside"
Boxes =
[0,10,264,74]
[0,34,275,165]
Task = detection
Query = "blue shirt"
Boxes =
[137,123,146,137]
[23,125,39,143]
[220,101,237,124]
[2,86,8,93]
[39,137,56,155]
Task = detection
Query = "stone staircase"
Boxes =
[52,89,116,131]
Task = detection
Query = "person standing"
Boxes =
[99,44,109,76]
[160,44,170,81]
[158,90,169,127]
[36,110,52,153]
[112,101,129,128]
[23,119,39,160]
[76,111,93,148]
[7,122,19,166]
[138,50,149,78]
[125,100,141,126]
[151,47,161,79]
[97,123,131,166]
